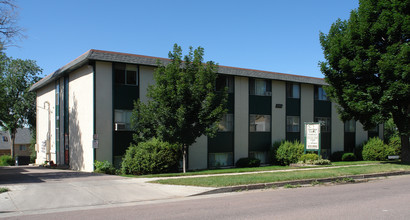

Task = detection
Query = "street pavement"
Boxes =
[3,173,410,219]
[0,166,215,217]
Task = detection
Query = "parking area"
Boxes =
[0,166,214,216]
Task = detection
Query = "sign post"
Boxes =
[304,122,321,156]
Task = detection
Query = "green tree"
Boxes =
[0,54,41,158]
[132,44,228,173]
[319,0,410,162]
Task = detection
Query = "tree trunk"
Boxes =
[182,145,187,173]
[401,135,410,164]
[9,131,15,159]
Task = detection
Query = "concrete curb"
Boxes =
[194,171,410,196]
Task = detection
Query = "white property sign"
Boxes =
[305,123,321,152]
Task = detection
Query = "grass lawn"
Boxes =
[121,161,381,178]
[151,163,410,187]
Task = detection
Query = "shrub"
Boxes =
[313,159,332,165]
[300,153,319,163]
[341,153,356,161]
[94,160,116,175]
[362,137,395,161]
[388,135,401,156]
[275,141,304,166]
[121,138,181,175]
[0,155,14,166]
[235,158,261,168]
[268,140,283,164]
[330,151,344,162]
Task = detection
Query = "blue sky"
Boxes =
[6,0,358,78]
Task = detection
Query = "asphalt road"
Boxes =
[4,175,410,220]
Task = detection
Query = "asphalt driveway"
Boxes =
[0,166,215,217]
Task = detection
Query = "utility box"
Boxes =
[15,156,30,166]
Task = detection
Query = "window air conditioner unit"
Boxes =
[265,91,272,96]
[115,123,126,131]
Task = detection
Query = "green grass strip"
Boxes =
[122,161,381,178]
[151,163,410,187]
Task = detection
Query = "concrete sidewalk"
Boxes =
[0,166,215,217]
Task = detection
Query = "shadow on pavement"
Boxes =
[0,166,110,185]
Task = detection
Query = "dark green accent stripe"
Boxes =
[344,132,355,152]
[314,100,331,117]
[321,133,331,150]
[249,95,272,115]
[208,132,234,153]
[286,132,300,142]
[113,85,139,110]
[286,98,300,116]
[92,62,96,162]
[249,132,271,151]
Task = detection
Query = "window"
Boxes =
[368,125,379,132]
[2,136,8,142]
[218,114,233,132]
[208,152,233,167]
[19,145,27,151]
[114,63,138,85]
[344,119,356,133]
[286,83,300,99]
[216,75,234,93]
[250,114,271,132]
[315,86,329,101]
[287,116,300,132]
[250,78,271,96]
[315,117,331,132]
[114,110,133,131]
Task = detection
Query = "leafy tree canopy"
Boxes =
[0,53,42,157]
[320,0,409,161]
[132,44,228,172]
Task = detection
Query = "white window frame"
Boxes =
[218,114,233,132]
[286,116,300,132]
[315,117,331,132]
[114,109,133,131]
[250,114,271,132]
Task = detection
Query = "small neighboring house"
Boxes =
[0,128,32,156]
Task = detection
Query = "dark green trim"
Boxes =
[208,132,234,153]
[286,132,300,142]
[344,132,355,152]
[314,100,331,117]
[63,76,69,165]
[249,132,271,151]
[55,79,60,164]
[91,61,96,163]
[112,62,140,162]
[286,98,300,116]
[111,63,114,163]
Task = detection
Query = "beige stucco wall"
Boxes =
[271,80,286,142]
[69,65,94,171]
[188,135,207,170]
[234,76,249,162]
[95,61,113,163]
[35,82,56,165]
[331,103,344,153]
[300,84,314,141]
[356,122,368,146]
[139,65,156,104]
